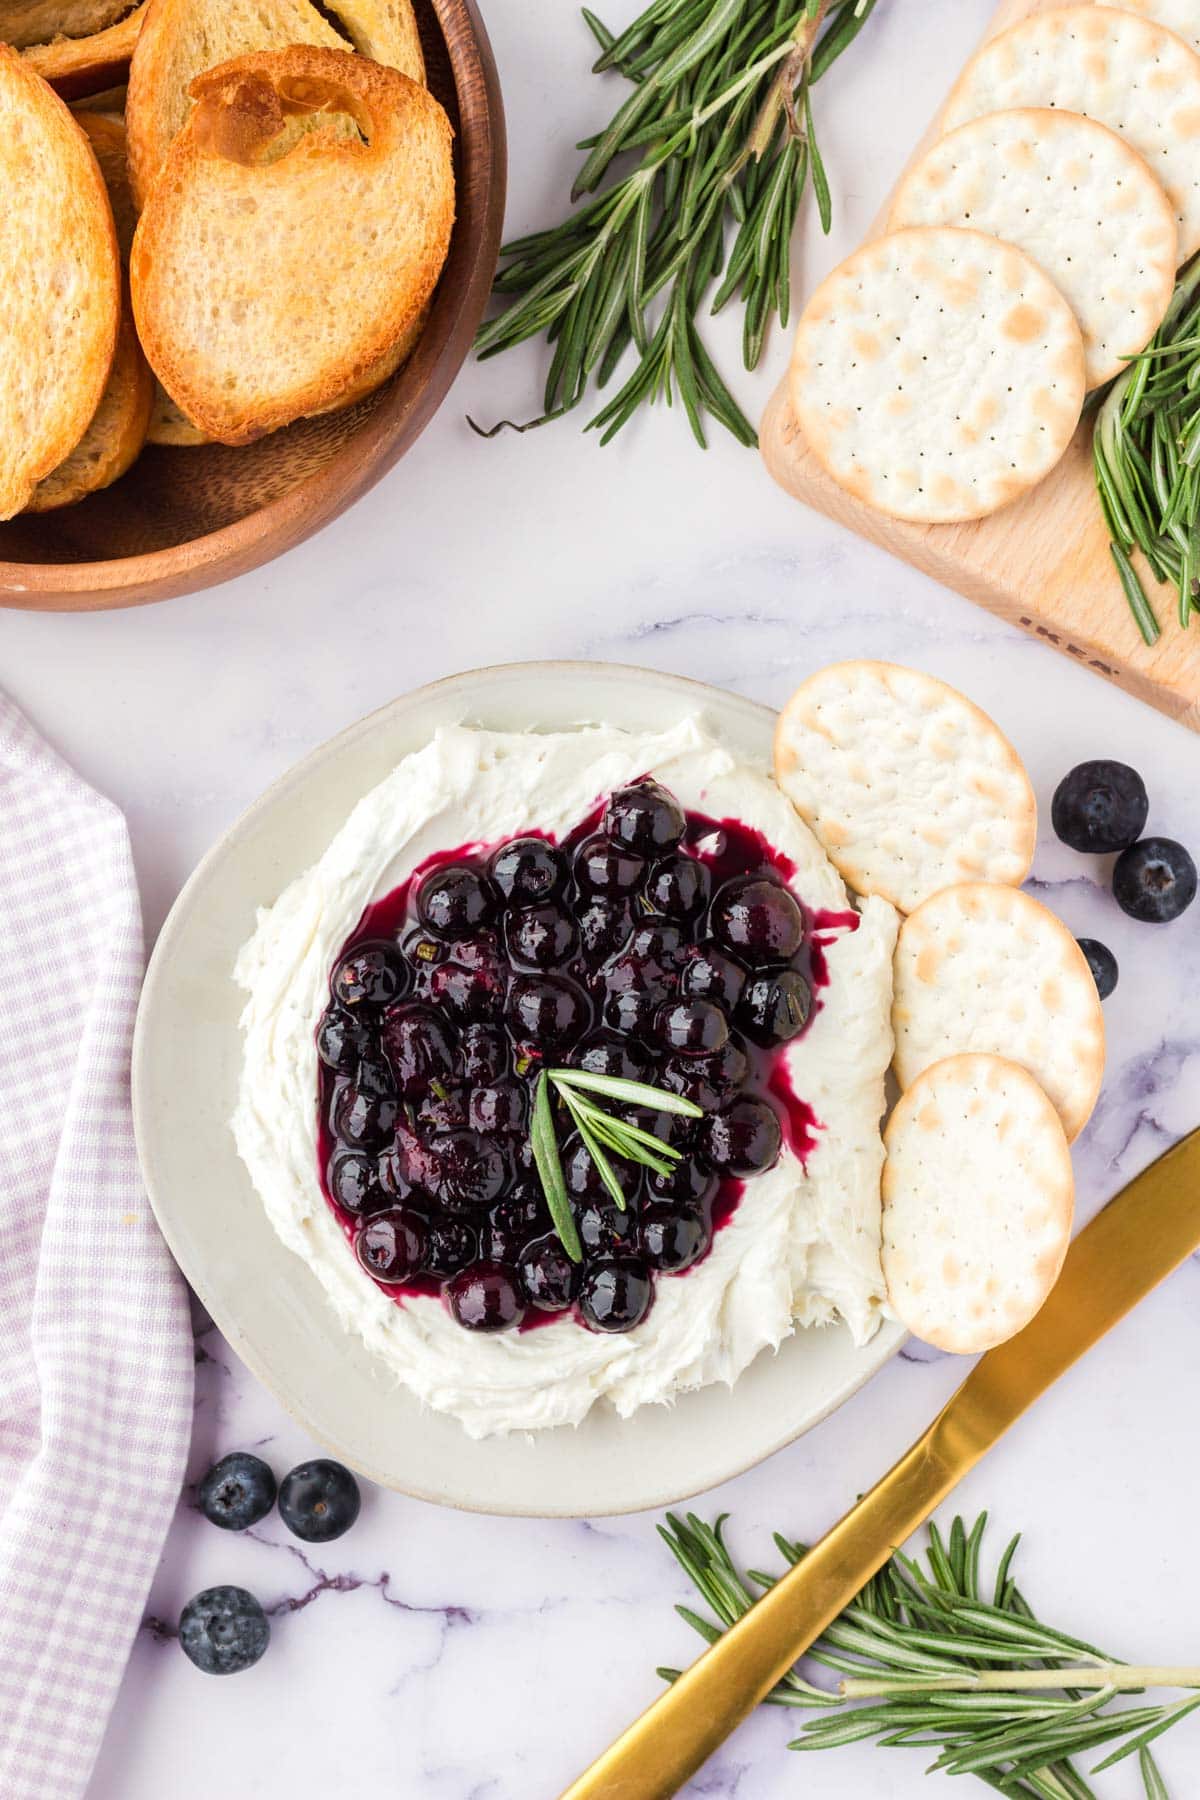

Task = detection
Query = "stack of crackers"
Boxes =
[789,4,1200,525]
[775,661,1105,1356]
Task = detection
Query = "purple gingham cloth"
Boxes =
[0,696,193,1800]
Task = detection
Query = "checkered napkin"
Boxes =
[0,695,193,1800]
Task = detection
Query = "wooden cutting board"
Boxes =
[761,0,1200,729]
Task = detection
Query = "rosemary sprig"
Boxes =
[657,1512,1200,1796]
[473,0,879,448]
[529,1068,703,1261]
[1093,253,1200,644]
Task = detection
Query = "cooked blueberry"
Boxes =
[605,780,686,854]
[1077,937,1119,1000]
[489,836,567,906]
[645,854,709,919]
[647,1157,715,1206]
[416,1084,469,1133]
[602,987,658,1040]
[737,969,812,1047]
[353,1056,397,1099]
[1113,837,1197,923]
[578,1258,653,1332]
[197,1453,277,1532]
[661,1039,748,1112]
[702,1098,783,1176]
[401,927,445,973]
[572,1032,649,1083]
[628,921,687,965]
[574,833,646,895]
[428,949,505,1022]
[332,942,406,1009]
[507,973,591,1047]
[1052,761,1149,854]
[445,1262,525,1331]
[380,1003,456,1095]
[681,948,747,1010]
[377,1122,437,1195]
[507,903,578,970]
[328,1150,386,1215]
[460,1023,507,1083]
[658,998,729,1057]
[423,1217,478,1279]
[331,1082,399,1150]
[639,1204,710,1273]
[564,1133,640,1205]
[574,1199,638,1258]
[416,864,497,935]
[355,1207,427,1283]
[428,1131,507,1211]
[518,1234,579,1310]
[482,1197,547,1264]
[179,1586,269,1675]
[711,877,804,964]
[316,1008,373,1072]
[578,895,634,961]
[278,1459,361,1543]
[468,1082,527,1135]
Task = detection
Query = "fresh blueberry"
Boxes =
[1113,837,1197,923]
[197,1453,277,1532]
[179,1586,269,1675]
[1077,938,1119,1000]
[278,1459,361,1543]
[1052,761,1148,854]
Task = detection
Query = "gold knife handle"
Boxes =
[559,1417,969,1800]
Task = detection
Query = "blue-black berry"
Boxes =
[1051,761,1148,854]
[1113,838,1197,923]
[278,1458,361,1542]
[179,1586,269,1675]
[197,1452,277,1531]
[1076,938,1118,1000]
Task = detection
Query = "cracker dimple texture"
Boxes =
[1114,0,1200,54]
[941,5,1200,258]
[890,108,1177,389]
[882,1053,1074,1353]
[774,661,1036,914]
[892,883,1105,1141]
[789,226,1085,524]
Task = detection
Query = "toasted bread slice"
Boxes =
[26,298,151,510]
[76,109,136,257]
[146,379,205,445]
[1,0,132,49]
[21,1,143,99]
[126,0,423,206]
[0,47,119,517]
[132,48,453,445]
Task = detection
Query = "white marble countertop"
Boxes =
[6,1,1200,1794]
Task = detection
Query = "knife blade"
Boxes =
[560,1125,1200,1800]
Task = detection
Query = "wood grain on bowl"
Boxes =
[0,0,505,612]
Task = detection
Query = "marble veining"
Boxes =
[4,0,1200,1792]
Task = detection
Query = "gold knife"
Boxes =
[561,1125,1200,1800]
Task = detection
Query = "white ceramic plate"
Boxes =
[134,662,905,1516]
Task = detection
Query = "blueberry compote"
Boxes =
[315,778,855,1338]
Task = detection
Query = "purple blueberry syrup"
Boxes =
[315,778,856,1336]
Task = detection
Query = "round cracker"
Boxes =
[882,1052,1074,1354]
[1114,0,1200,55]
[942,6,1200,260]
[892,883,1105,1143]
[774,660,1036,914]
[890,108,1177,389]
[789,226,1086,525]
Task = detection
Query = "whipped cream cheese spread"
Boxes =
[233,717,899,1438]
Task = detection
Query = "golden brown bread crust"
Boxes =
[0,46,119,517]
[1,0,131,49]
[22,1,143,99]
[126,0,424,207]
[26,296,151,510]
[131,47,454,445]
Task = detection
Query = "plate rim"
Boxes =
[133,660,906,1516]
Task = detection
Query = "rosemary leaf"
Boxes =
[531,1071,582,1262]
[550,1067,703,1115]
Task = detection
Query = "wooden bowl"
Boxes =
[0,0,505,612]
